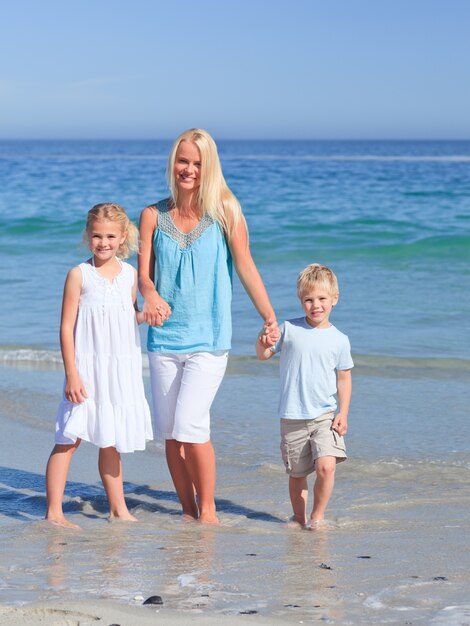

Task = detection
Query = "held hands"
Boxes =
[258,317,280,348]
[143,293,172,327]
[65,373,88,404]
[332,413,348,437]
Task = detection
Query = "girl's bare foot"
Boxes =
[283,515,308,530]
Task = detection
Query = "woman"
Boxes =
[139,129,277,524]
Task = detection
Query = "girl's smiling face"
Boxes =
[87,219,126,264]
[301,285,338,328]
[173,140,202,193]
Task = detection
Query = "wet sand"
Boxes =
[1,362,470,624]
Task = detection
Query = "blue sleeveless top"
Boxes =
[147,198,233,353]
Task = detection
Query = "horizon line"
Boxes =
[1,137,470,142]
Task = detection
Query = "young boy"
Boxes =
[256,263,353,529]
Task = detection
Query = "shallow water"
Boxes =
[1,356,470,623]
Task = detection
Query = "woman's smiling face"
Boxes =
[173,140,201,193]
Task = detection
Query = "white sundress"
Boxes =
[55,260,153,453]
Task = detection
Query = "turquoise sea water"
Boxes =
[1,139,469,358]
[0,141,469,622]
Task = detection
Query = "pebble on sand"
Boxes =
[143,595,163,605]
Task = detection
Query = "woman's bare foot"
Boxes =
[108,511,139,522]
[44,516,81,530]
[198,512,220,525]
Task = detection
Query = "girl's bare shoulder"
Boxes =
[67,265,83,281]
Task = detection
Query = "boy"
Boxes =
[256,263,353,529]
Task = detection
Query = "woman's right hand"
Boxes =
[65,373,88,404]
[143,292,172,327]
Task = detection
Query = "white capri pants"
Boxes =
[148,351,228,444]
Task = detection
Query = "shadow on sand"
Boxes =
[0,466,282,523]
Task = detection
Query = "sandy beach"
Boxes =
[0,599,287,626]
[1,357,470,625]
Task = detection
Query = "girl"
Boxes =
[45,203,153,529]
[139,129,278,524]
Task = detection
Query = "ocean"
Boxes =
[1,139,469,356]
[0,140,469,624]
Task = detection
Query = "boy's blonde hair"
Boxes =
[297,263,339,298]
[85,203,139,259]
[167,128,246,240]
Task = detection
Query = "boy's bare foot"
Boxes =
[283,515,308,530]
[44,516,81,530]
[108,511,139,522]
[308,518,329,531]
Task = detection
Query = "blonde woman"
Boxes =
[139,129,278,524]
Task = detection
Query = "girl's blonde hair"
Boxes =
[167,128,246,240]
[297,263,339,298]
[85,203,139,259]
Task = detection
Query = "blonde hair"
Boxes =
[297,263,339,298]
[85,203,139,259]
[167,128,246,239]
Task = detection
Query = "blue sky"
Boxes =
[1,0,469,139]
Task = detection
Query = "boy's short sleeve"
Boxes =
[337,335,354,370]
[270,322,285,354]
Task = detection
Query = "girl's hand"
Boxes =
[143,293,172,327]
[135,310,145,325]
[65,374,88,404]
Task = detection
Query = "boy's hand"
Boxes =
[259,318,280,347]
[256,319,279,359]
[258,332,276,348]
[332,413,348,436]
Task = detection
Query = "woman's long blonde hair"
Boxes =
[167,128,246,240]
[85,203,139,259]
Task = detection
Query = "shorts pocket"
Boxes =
[331,429,346,453]
[280,440,292,471]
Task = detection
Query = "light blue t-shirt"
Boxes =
[271,317,354,420]
[147,199,233,353]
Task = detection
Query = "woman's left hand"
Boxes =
[259,317,279,346]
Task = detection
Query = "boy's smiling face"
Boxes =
[301,284,339,329]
